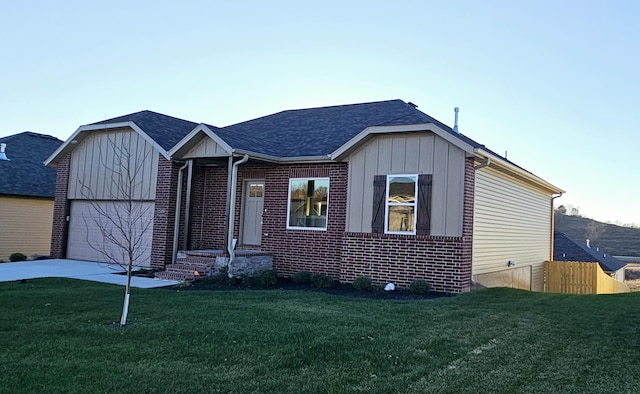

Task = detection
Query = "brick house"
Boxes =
[46,100,563,293]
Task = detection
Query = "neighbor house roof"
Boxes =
[0,132,63,198]
[554,231,626,272]
[46,111,198,166]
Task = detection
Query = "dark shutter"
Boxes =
[416,174,432,235]
[372,175,386,233]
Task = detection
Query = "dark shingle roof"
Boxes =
[0,132,63,198]
[91,110,199,151]
[213,100,485,157]
[554,231,627,272]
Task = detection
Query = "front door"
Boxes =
[241,181,265,246]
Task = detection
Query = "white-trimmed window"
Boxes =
[287,177,329,230]
[385,174,418,234]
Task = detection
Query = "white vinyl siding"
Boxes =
[346,133,465,236]
[67,129,158,200]
[473,167,552,284]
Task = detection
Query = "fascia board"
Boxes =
[44,126,84,166]
[44,121,171,166]
[475,148,565,194]
[169,124,232,158]
[330,123,475,160]
[231,149,333,164]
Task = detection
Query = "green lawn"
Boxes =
[1,279,639,393]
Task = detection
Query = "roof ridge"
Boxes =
[0,131,62,142]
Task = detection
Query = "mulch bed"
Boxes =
[170,277,453,300]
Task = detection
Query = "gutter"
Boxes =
[474,148,563,194]
[550,192,564,261]
[227,154,249,277]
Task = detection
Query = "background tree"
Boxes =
[585,220,606,245]
[78,134,153,326]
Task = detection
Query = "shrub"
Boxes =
[311,273,335,288]
[210,266,232,285]
[245,269,279,288]
[353,276,373,292]
[292,271,314,284]
[9,253,27,262]
[409,279,432,295]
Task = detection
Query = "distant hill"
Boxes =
[554,212,640,257]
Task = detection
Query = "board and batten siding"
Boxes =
[182,136,230,158]
[0,196,53,261]
[346,133,465,236]
[67,129,159,200]
[473,166,552,291]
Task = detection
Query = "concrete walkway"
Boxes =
[0,259,180,288]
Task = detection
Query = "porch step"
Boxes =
[154,260,217,282]
[155,270,197,282]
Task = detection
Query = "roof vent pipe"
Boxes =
[453,107,460,133]
[0,143,9,160]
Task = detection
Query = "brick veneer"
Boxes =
[150,157,180,269]
[188,165,228,250]
[50,154,71,258]
[237,163,348,278]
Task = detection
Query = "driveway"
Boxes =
[0,259,179,288]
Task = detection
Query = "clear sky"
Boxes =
[1,0,638,225]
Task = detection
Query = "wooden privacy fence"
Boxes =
[545,261,630,294]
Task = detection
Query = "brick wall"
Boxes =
[150,157,180,269]
[239,163,348,278]
[50,154,70,258]
[189,164,228,250]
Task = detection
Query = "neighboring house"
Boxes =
[554,231,627,281]
[0,132,63,261]
[46,100,563,293]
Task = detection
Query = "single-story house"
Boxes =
[0,132,63,261]
[553,231,626,281]
[46,100,563,293]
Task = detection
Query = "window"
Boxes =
[372,174,432,235]
[386,175,417,234]
[287,178,329,230]
[249,183,264,197]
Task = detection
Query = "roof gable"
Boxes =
[46,110,198,166]
[554,231,626,272]
[0,132,63,198]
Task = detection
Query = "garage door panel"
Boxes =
[68,201,154,267]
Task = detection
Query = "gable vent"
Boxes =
[0,143,9,161]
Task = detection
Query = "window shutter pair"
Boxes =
[371,174,432,235]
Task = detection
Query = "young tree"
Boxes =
[78,134,154,326]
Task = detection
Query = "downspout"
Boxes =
[550,192,564,261]
[223,156,233,256]
[469,156,491,287]
[172,161,190,265]
[475,157,490,170]
[182,159,194,251]
[227,154,249,277]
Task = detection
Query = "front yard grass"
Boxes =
[1,279,639,393]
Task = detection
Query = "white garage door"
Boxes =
[67,201,155,267]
